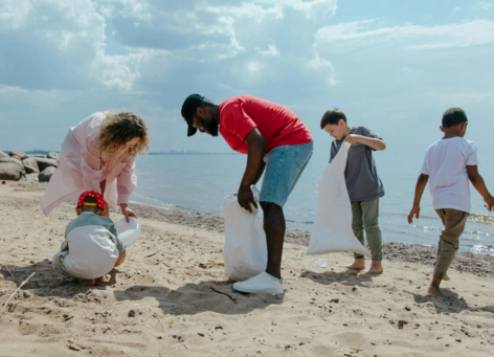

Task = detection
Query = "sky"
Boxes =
[0,0,493,156]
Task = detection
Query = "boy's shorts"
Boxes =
[260,142,313,207]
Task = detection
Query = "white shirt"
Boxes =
[61,212,120,279]
[421,137,477,212]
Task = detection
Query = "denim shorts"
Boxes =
[260,142,313,207]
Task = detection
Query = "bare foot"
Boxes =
[428,285,442,297]
[368,261,383,274]
[347,259,365,271]
[367,267,383,274]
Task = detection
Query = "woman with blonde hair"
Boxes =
[41,111,148,220]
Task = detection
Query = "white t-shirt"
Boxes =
[421,137,477,212]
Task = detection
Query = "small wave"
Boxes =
[470,213,494,225]
[470,244,494,257]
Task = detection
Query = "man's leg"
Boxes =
[261,202,285,279]
[258,142,313,279]
[232,143,312,294]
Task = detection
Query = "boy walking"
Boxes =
[408,108,494,296]
[321,109,386,274]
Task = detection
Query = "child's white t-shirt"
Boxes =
[421,137,477,213]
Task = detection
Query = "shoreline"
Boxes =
[129,202,494,277]
[8,180,494,277]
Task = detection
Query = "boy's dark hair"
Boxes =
[320,109,347,129]
[442,107,468,128]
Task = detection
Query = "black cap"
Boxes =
[181,94,204,136]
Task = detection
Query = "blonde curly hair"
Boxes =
[98,112,148,155]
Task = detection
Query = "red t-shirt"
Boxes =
[218,95,313,154]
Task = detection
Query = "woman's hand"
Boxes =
[119,203,137,222]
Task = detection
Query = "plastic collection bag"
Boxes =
[115,217,141,249]
[222,187,267,281]
[308,141,369,256]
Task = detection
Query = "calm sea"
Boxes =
[133,142,494,254]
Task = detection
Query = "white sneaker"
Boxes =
[233,272,284,295]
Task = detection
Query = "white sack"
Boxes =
[115,218,141,249]
[308,141,369,256]
[222,187,267,281]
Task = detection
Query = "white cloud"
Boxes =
[260,45,280,57]
[247,61,262,73]
[104,0,152,21]
[277,0,337,18]
[315,19,494,51]
[0,0,31,30]
[0,0,145,91]
[307,52,337,86]
[477,1,493,10]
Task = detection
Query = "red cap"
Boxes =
[77,191,108,211]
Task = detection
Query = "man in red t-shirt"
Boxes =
[181,94,313,294]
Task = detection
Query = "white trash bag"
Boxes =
[222,186,267,281]
[115,218,141,249]
[308,141,369,256]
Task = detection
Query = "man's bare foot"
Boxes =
[347,259,365,271]
[428,285,442,297]
[368,261,383,274]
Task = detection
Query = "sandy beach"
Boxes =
[1,181,493,357]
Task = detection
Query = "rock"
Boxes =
[34,157,58,171]
[22,157,40,174]
[0,157,25,181]
[38,166,56,182]
[9,151,28,160]
[128,309,136,317]
[398,320,408,329]
[0,150,9,158]
[47,152,59,160]
[66,339,82,351]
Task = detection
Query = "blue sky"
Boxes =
[0,0,493,156]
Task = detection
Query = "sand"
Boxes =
[1,181,493,357]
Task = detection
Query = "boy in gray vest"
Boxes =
[321,109,386,274]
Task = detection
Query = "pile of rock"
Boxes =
[0,150,58,182]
